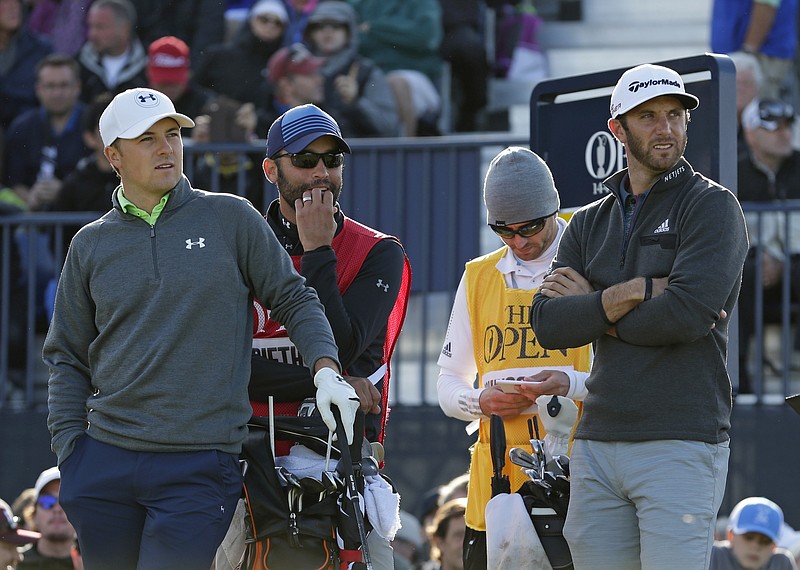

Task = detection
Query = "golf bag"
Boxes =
[516,481,572,570]
[486,414,573,570]
[240,412,370,570]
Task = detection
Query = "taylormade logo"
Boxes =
[628,78,681,93]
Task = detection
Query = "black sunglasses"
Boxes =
[309,21,347,31]
[758,99,795,122]
[490,215,551,239]
[273,152,344,169]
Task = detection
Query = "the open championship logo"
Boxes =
[585,131,624,181]
[135,91,160,108]
[627,78,681,93]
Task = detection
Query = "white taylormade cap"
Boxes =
[609,64,699,119]
[99,87,195,147]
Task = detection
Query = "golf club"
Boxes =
[509,447,538,470]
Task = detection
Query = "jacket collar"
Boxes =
[604,157,694,201]
[112,175,193,214]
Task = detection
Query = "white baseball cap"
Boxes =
[33,466,60,498]
[99,87,195,147]
[610,64,699,119]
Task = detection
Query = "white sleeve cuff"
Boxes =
[566,370,590,401]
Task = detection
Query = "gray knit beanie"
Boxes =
[484,147,559,226]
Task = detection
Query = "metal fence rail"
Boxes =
[2,135,798,410]
[0,135,522,410]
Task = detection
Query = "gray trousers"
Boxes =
[564,439,729,570]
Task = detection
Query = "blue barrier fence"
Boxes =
[0,135,523,410]
[2,136,799,410]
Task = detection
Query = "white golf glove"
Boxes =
[536,395,579,461]
[314,367,360,445]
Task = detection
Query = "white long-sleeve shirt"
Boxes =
[437,217,590,422]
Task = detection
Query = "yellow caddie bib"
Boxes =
[463,247,591,531]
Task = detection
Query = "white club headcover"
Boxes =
[314,367,359,445]
[485,493,553,570]
[536,395,579,461]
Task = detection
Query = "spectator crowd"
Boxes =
[5,1,800,568]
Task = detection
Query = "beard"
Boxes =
[275,164,342,210]
[624,126,688,174]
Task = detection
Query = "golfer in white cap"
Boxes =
[532,64,749,569]
[44,88,360,569]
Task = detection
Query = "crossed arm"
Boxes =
[538,267,722,336]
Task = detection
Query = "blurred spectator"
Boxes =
[268,42,324,111]
[9,490,36,531]
[492,0,548,83]
[146,36,215,128]
[128,0,225,64]
[191,95,265,211]
[716,516,732,541]
[4,54,88,212]
[0,197,28,373]
[737,98,800,394]
[49,93,119,253]
[711,0,798,99]
[284,0,319,45]
[711,497,797,570]
[790,537,800,569]
[190,138,268,210]
[730,50,765,160]
[438,473,468,506]
[393,510,426,570]
[348,0,443,136]
[18,467,77,568]
[417,472,469,544]
[222,0,255,37]
[146,33,260,207]
[438,0,489,132]
[422,498,467,570]
[0,0,53,130]
[77,0,148,103]
[194,0,286,119]
[1,498,41,569]
[25,0,92,57]
[739,99,799,202]
[304,1,399,137]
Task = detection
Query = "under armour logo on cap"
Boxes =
[137,93,159,106]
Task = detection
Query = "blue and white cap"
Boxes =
[728,497,783,543]
[266,104,350,158]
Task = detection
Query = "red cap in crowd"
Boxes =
[148,36,190,85]
[268,43,324,82]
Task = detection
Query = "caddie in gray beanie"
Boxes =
[484,146,560,226]
[437,144,591,569]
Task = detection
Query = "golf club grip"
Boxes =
[490,414,506,475]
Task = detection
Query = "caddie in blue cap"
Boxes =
[266,103,351,158]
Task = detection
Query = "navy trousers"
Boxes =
[59,435,242,570]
